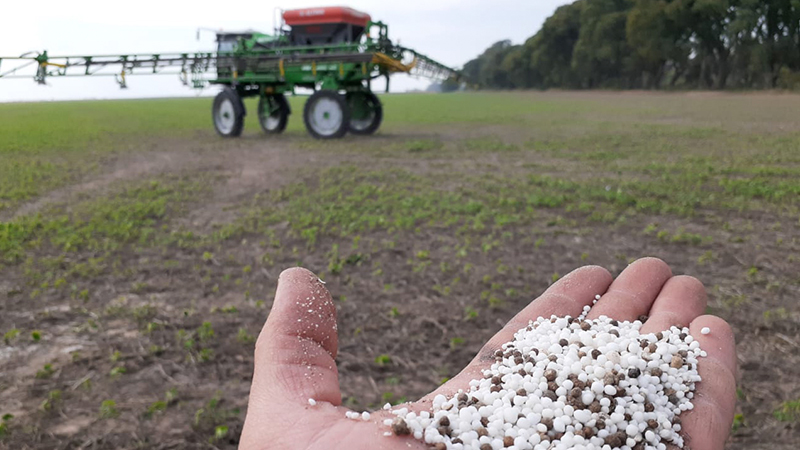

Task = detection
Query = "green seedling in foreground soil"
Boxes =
[149,344,164,355]
[488,294,504,308]
[99,400,119,419]
[213,425,229,442]
[145,400,168,418]
[763,308,790,323]
[0,414,12,438]
[732,413,745,432]
[193,394,239,440]
[35,363,55,379]
[774,399,800,422]
[40,390,62,412]
[198,322,215,342]
[697,251,715,265]
[217,305,238,314]
[144,388,179,419]
[3,328,20,345]
[145,322,159,334]
[199,348,214,362]
[374,354,392,367]
[431,283,450,296]
[31,330,41,342]
[237,328,255,344]
[746,266,761,283]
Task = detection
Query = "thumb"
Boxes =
[248,267,341,409]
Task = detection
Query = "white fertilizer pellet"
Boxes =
[307,398,316,406]
[345,410,374,421]
[700,327,711,335]
[381,310,706,450]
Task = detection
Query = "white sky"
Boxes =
[0,0,571,102]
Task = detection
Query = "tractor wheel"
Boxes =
[346,91,382,135]
[258,94,290,134]
[212,87,245,138]
[303,90,350,139]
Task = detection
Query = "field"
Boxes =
[1,91,799,449]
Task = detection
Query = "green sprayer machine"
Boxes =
[0,6,459,138]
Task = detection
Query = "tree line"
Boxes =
[460,0,800,90]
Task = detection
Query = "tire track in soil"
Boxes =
[173,146,329,234]
[1,150,185,222]
[0,139,321,224]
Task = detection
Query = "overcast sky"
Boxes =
[0,0,571,102]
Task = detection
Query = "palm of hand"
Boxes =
[240,258,736,450]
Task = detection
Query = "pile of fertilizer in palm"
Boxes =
[383,303,707,450]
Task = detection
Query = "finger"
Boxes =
[420,265,613,402]
[249,267,341,406]
[640,275,707,334]
[677,315,737,450]
[586,257,672,321]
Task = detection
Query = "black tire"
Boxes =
[212,87,245,138]
[258,94,290,134]
[303,90,350,139]
[346,91,382,135]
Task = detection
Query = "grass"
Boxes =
[3,93,799,225]
[0,99,213,211]
[1,176,212,266]
[209,160,774,258]
[0,92,542,211]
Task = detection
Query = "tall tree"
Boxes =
[529,1,585,88]
[572,0,636,88]
[461,40,517,89]
[627,0,692,87]
[459,0,800,91]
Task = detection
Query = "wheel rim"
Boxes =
[215,98,236,134]
[262,98,283,131]
[264,114,281,131]
[349,94,376,131]
[309,97,343,136]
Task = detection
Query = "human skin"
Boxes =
[239,257,737,450]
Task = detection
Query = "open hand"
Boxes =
[239,258,736,450]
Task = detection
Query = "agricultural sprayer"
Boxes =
[0,6,458,138]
